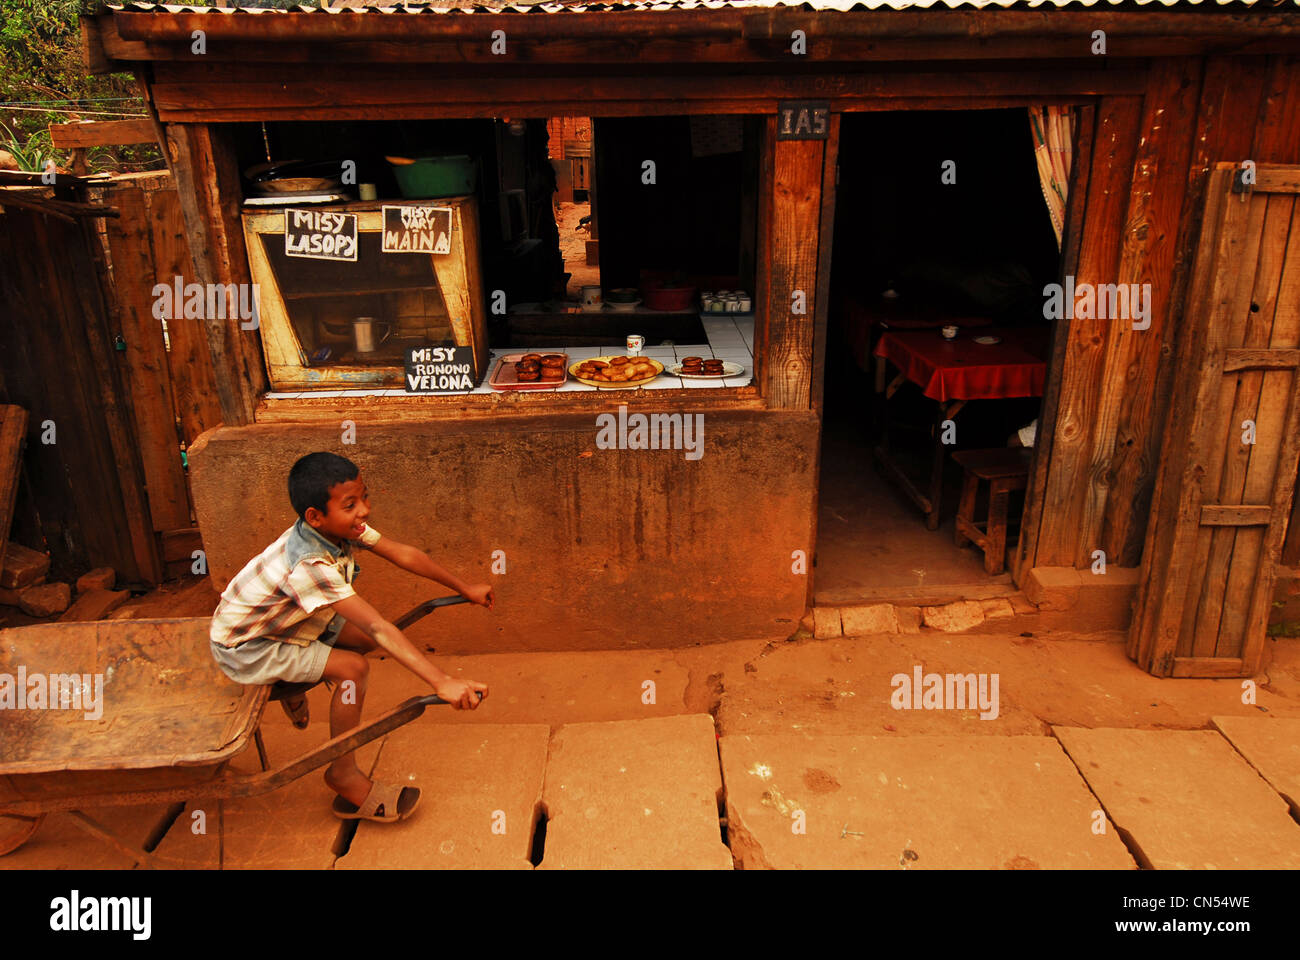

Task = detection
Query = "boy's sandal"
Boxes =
[331,782,421,823]
[279,693,309,730]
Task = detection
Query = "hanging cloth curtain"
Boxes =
[1029,106,1076,250]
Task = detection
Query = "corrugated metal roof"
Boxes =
[105,0,1300,13]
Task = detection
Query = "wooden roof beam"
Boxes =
[105,9,1300,46]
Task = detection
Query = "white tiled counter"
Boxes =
[265,315,755,398]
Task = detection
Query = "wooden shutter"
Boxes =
[1130,164,1300,678]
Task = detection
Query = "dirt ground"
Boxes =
[4,573,1298,869]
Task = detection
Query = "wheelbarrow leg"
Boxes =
[66,809,158,870]
[254,727,270,772]
[143,801,188,853]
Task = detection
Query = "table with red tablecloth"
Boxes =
[842,296,995,390]
[873,327,1050,402]
[870,326,1050,530]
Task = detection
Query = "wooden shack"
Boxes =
[82,0,1300,676]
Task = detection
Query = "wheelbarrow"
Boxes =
[0,594,473,864]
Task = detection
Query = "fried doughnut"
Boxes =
[541,354,565,367]
[541,366,564,380]
[521,353,542,362]
[516,367,540,381]
[516,361,539,374]
[610,356,630,366]
[681,356,704,365]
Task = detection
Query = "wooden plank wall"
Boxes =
[1027,53,1300,577]
[0,206,161,584]
[100,172,224,542]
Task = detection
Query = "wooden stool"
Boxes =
[952,448,1033,575]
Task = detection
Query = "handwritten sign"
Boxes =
[283,209,358,261]
[383,205,453,254]
[777,101,830,141]
[404,345,476,393]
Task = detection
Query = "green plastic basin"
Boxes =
[391,155,477,199]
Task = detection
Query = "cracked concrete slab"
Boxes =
[1211,716,1300,818]
[357,651,695,728]
[1053,727,1300,869]
[718,634,1049,737]
[720,734,1134,869]
[147,720,381,869]
[538,714,733,869]
[337,721,548,869]
[718,633,1300,738]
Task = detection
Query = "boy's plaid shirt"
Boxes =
[210,519,382,649]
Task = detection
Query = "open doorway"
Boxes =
[817,108,1066,605]
[546,117,599,299]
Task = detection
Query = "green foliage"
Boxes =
[0,0,162,174]
[0,120,56,172]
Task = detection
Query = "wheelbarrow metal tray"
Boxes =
[0,619,267,804]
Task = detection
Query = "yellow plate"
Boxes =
[568,356,664,388]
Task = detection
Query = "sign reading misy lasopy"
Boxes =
[383,204,453,254]
[284,209,358,261]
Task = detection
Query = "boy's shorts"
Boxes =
[210,614,345,686]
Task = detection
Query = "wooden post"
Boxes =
[1030,95,1143,568]
[1013,103,1094,586]
[763,130,824,410]
[138,71,266,425]
[1095,58,1202,567]
[806,112,840,607]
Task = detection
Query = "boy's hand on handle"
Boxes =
[462,583,494,610]
[434,677,489,710]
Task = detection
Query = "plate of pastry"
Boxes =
[569,355,663,388]
[670,357,744,379]
[489,352,569,390]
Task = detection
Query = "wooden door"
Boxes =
[1130,164,1300,678]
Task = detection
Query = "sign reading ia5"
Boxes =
[777,101,830,140]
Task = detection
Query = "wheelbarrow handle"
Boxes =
[392,593,471,630]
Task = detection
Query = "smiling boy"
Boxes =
[209,451,491,822]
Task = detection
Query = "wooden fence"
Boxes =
[95,172,222,579]
[0,171,219,588]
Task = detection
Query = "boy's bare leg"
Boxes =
[320,645,373,807]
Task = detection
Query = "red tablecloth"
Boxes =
[844,297,993,373]
[873,327,1049,402]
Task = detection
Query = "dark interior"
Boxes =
[816,108,1062,594]
[231,115,755,350]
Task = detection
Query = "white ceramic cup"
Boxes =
[627,334,644,355]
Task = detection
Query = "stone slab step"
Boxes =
[720,733,1136,869]
[148,721,380,869]
[538,714,733,869]
[338,721,548,870]
[1211,716,1300,818]
[1053,726,1300,869]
